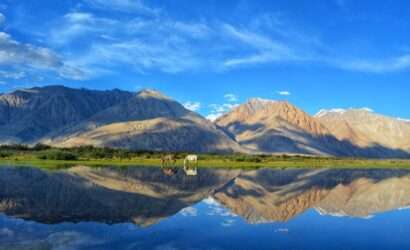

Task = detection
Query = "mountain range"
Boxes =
[1,167,409,225]
[1,85,409,158]
[213,168,410,223]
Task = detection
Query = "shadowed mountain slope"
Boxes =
[0,86,133,143]
[0,166,240,226]
[0,86,409,157]
[47,89,243,153]
[2,166,410,226]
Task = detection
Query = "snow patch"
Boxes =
[360,107,374,112]
[315,207,374,219]
[397,118,410,123]
[180,207,198,217]
[249,97,277,104]
[315,108,346,118]
[315,207,348,217]
[203,196,221,206]
[315,107,374,117]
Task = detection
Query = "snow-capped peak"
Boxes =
[248,98,277,104]
[315,108,346,118]
[315,107,374,118]
[360,107,374,113]
[246,98,278,111]
[397,117,410,123]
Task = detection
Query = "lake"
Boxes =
[0,165,410,250]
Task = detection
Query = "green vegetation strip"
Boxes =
[1,144,410,169]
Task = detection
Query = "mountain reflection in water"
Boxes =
[1,166,410,250]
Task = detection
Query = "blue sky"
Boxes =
[0,0,409,120]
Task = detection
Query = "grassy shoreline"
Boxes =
[1,144,410,169]
[2,157,410,170]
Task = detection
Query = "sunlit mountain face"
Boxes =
[1,0,409,123]
[1,166,410,250]
[1,86,410,158]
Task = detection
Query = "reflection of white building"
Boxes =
[184,155,198,176]
[184,166,197,176]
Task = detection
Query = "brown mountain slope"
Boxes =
[316,109,410,152]
[0,86,133,143]
[0,166,240,226]
[1,85,409,157]
[315,175,410,218]
[215,98,352,156]
[213,168,410,223]
[48,89,243,153]
[213,169,329,223]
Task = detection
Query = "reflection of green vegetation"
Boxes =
[1,144,410,169]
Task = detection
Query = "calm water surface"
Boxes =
[0,165,410,250]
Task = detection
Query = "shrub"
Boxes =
[37,150,78,161]
[0,144,30,151]
[32,143,52,151]
[0,152,11,158]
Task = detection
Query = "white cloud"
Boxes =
[0,32,61,69]
[0,24,85,81]
[210,103,239,113]
[84,0,160,15]
[46,11,310,77]
[183,101,201,112]
[0,32,82,80]
[335,54,410,73]
[50,12,118,45]
[58,65,89,80]
[203,197,237,218]
[275,228,289,233]
[9,1,410,81]
[48,12,211,76]
[0,70,26,80]
[180,207,198,217]
[221,219,236,227]
[0,33,83,81]
[47,231,102,250]
[224,93,238,102]
[65,12,94,23]
[205,113,222,122]
[223,24,282,50]
[91,40,200,73]
[222,24,297,67]
[220,20,410,73]
[277,90,291,96]
[206,103,239,121]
